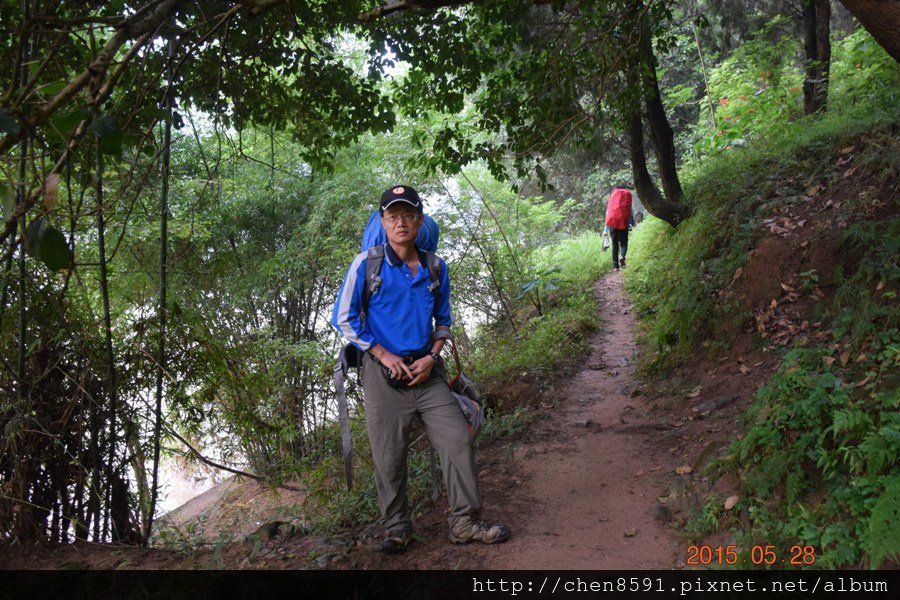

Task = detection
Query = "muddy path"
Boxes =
[478,269,680,569]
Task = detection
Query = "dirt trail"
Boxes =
[477,270,679,568]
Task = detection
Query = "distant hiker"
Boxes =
[603,185,634,271]
[331,185,510,554]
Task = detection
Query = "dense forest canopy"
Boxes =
[0,0,897,549]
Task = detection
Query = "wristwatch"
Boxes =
[428,351,440,363]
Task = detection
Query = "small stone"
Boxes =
[330,554,352,569]
[316,554,332,569]
[624,528,637,537]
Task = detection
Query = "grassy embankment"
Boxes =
[625,105,898,567]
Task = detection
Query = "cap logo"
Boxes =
[392,187,405,194]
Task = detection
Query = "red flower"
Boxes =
[719,98,729,106]
[739,96,747,101]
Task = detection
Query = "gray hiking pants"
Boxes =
[361,354,482,533]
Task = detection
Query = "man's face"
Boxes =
[381,205,421,245]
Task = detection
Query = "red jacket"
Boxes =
[605,188,633,230]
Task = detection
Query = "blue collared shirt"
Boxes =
[332,244,453,356]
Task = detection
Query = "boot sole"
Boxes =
[449,530,511,545]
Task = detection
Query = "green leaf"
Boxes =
[0,108,21,136]
[25,217,47,253]
[39,80,68,97]
[1,185,13,220]
[38,226,73,271]
[93,114,123,156]
[53,108,89,134]
[25,217,73,271]
[863,476,900,568]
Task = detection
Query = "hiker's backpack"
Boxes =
[361,210,440,254]
[333,211,444,490]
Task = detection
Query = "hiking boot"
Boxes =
[449,515,511,545]
[380,530,411,553]
[620,257,626,269]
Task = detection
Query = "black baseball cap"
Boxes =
[380,185,423,214]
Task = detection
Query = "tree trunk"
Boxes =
[93,104,118,542]
[803,0,832,114]
[145,28,175,544]
[839,0,900,62]
[627,113,687,226]
[626,77,689,227]
[816,0,832,108]
[637,8,684,204]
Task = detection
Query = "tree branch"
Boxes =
[165,426,304,492]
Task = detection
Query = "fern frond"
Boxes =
[863,476,900,568]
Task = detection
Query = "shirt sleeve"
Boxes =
[331,252,376,352]
[433,257,453,328]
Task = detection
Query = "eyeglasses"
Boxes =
[384,213,420,225]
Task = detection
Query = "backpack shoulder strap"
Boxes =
[424,251,442,294]
[362,245,385,317]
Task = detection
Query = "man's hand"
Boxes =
[406,355,436,386]
[371,346,415,382]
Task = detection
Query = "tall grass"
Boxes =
[472,231,608,389]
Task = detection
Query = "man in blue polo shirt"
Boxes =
[332,185,510,553]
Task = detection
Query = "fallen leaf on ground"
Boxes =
[676,465,692,475]
[840,351,850,366]
[822,356,835,366]
[740,364,750,375]
[724,495,739,510]
[686,386,702,399]
[785,366,801,374]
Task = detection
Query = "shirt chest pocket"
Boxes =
[371,276,435,316]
